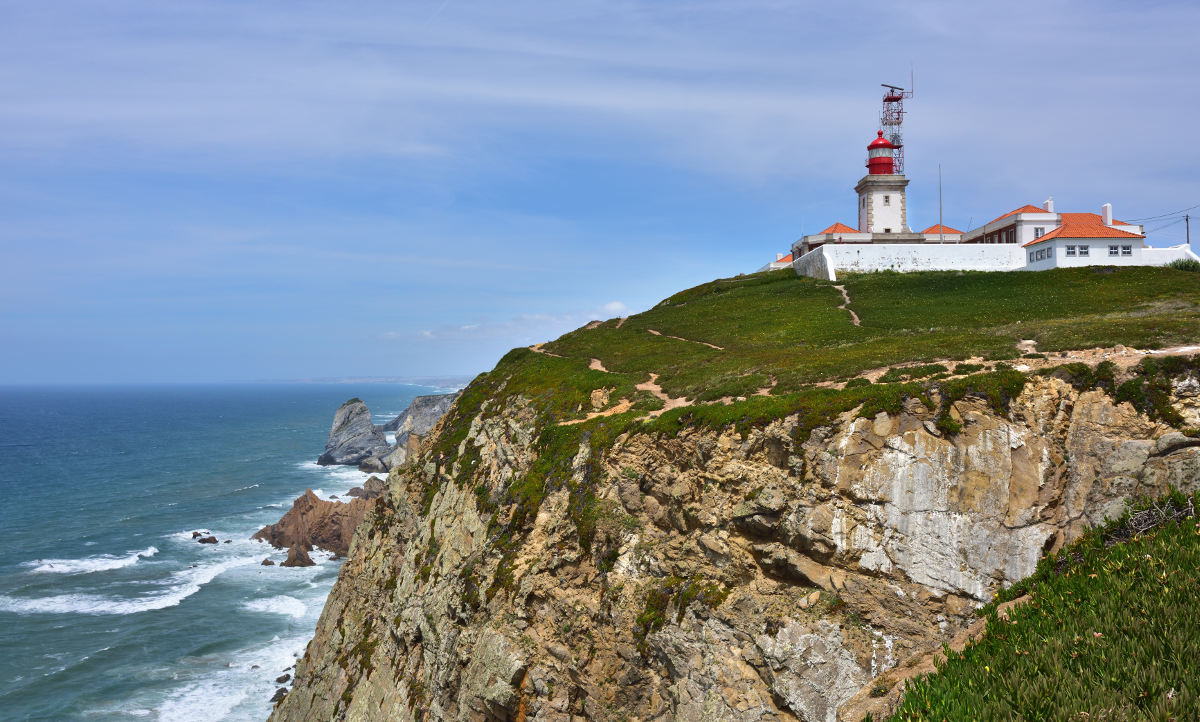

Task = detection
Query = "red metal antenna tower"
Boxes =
[880,82,913,173]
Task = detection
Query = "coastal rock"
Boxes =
[346,476,386,500]
[271,687,288,703]
[382,392,460,435]
[196,535,218,545]
[280,544,314,568]
[379,392,460,469]
[276,673,291,684]
[357,456,388,474]
[262,558,275,566]
[251,489,371,557]
[316,398,390,467]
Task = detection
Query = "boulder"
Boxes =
[346,476,386,500]
[196,535,218,545]
[276,673,291,684]
[317,398,390,467]
[252,489,371,557]
[280,544,315,568]
[357,456,388,474]
[271,687,288,703]
[261,558,275,566]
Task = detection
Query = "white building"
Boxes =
[769,130,1200,280]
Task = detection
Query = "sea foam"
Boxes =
[23,546,159,574]
[242,595,307,619]
[0,557,254,616]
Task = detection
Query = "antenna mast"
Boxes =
[880,82,913,174]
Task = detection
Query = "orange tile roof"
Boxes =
[819,222,859,234]
[1022,212,1146,247]
[778,253,793,263]
[921,224,964,235]
[988,204,1050,224]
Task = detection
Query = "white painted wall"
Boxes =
[859,187,906,234]
[793,244,1025,280]
[1143,244,1200,266]
[1025,238,1148,271]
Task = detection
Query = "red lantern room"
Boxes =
[866,130,895,175]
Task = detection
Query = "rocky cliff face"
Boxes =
[272,375,1200,721]
[318,398,391,467]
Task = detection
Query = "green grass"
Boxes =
[891,491,1200,721]
[540,267,1200,401]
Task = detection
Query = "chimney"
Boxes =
[1043,197,1054,213]
[1102,203,1113,225]
[776,253,784,261]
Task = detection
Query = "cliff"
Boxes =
[270,268,1200,720]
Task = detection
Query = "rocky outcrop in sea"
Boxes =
[316,398,390,467]
[251,489,370,558]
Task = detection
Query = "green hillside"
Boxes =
[890,490,1200,721]
[545,266,1200,402]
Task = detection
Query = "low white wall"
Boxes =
[794,243,1025,280]
[793,246,835,280]
[1142,245,1200,266]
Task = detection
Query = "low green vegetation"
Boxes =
[1167,257,1200,273]
[542,266,1200,401]
[891,491,1200,720]
[1041,355,1200,428]
[633,575,730,656]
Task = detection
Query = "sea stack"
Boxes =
[316,398,390,467]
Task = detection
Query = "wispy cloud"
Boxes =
[385,299,632,344]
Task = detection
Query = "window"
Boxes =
[862,197,866,208]
[1109,245,1119,256]
[1121,245,1132,256]
[1079,245,1089,256]
[1034,227,1045,238]
[1029,252,1035,262]
[1066,245,1076,256]
[883,195,891,206]
[883,228,892,233]
[1007,230,1016,243]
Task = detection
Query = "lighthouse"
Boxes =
[855,130,910,233]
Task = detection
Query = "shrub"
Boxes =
[1167,257,1200,273]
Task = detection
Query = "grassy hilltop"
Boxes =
[436,265,1200,447]
[423,265,1200,719]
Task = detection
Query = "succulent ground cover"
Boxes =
[890,491,1200,721]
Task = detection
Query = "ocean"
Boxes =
[0,383,447,721]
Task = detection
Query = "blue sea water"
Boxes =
[0,383,447,721]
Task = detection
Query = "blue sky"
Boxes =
[2,1,1197,383]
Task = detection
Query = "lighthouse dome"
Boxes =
[867,130,895,150]
[866,131,896,175]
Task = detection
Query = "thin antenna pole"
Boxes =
[1186,213,1191,248]
[938,163,944,242]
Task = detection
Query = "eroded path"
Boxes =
[636,373,691,418]
[646,328,724,350]
[528,343,564,358]
[832,284,861,327]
